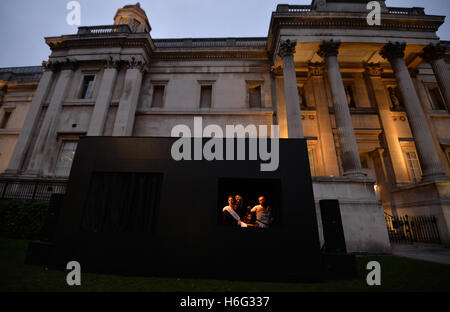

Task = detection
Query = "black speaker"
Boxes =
[320,199,347,254]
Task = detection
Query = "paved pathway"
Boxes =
[391,243,450,265]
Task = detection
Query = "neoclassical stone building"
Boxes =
[1,0,449,252]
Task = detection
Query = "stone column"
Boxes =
[87,58,121,136]
[26,60,77,176]
[3,63,56,175]
[308,62,340,176]
[365,63,410,184]
[421,43,450,110]
[381,42,446,181]
[112,58,145,136]
[318,40,365,177]
[278,40,303,138]
[272,67,289,138]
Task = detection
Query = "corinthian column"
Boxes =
[318,40,365,177]
[365,63,410,184]
[278,40,303,138]
[4,62,56,175]
[381,42,446,181]
[421,43,450,110]
[308,62,340,176]
[112,57,145,136]
[88,57,121,136]
[26,60,78,177]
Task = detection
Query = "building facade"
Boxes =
[1,0,450,251]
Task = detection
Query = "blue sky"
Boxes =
[0,0,449,67]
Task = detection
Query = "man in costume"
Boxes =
[251,196,273,228]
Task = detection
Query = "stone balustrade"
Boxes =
[276,4,425,16]
[77,24,131,35]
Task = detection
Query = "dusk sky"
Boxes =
[0,0,449,68]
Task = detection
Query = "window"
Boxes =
[405,151,422,182]
[345,85,356,108]
[249,85,262,108]
[200,85,212,108]
[298,85,306,108]
[151,85,165,108]
[54,141,78,177]
[217,178,281,228]
[0,111,11,128]
[428,86,446,110]
[80,75,95,99]
[308,148,316,176]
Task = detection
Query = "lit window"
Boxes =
[405,151,422,182]
[55,141,78,177]
[80,75,95,99]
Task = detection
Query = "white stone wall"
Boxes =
[313,177,392,254]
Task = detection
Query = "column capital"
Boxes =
[41,60,58,72]
[126,57,147,73]
[308,62,325,77]
[318,40,341,58]
[380,42,406,62]
[271,65,283,76]
[364,63,383,77]
[278,40,296,58]
[104,56,124,70]
[421,43,446,63]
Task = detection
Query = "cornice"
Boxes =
[45,35,153,58]
[267,12,445,54]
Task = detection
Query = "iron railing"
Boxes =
[385,213,441,244]
[0,179,67,201]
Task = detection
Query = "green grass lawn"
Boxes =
[1,237,449,292]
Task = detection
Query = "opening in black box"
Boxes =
[217,178,281,228]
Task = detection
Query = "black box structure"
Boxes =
[50,137,325,281]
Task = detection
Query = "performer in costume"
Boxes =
[251,196,273,228]
[223,195,247,227]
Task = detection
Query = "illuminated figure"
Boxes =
[251,196,273,228]
[223,195,247,227]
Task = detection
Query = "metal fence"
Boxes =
[0,179,67,201]
[385,213,441,244]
